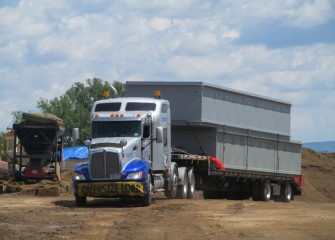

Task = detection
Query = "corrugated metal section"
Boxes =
[90,151,121,179]
[219,130,301,176]
[126,81,291,137]
[126,81,301,176]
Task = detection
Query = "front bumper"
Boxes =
[75,181,145,197]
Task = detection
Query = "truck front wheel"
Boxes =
[142,174,152,206]
[75,195,87,207]
[165,163,178,199]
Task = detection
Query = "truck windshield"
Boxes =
[92,121,141,138]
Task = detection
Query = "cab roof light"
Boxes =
[95,113,99,118]
[154,90,161,99]
[120,114,124,117]
[136,113,141,117]
[110,114,114,117]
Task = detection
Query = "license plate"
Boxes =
[78,182,144,197]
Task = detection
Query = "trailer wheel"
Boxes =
[260,180,271,201]
[75,195,87,207]
[281,181,292,203]
[187,168,195,199]
[251,181,260,201]
[142,174,152,206]
[165,163,178,199]
[176,167,188,199]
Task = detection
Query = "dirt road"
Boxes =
[0,193,334,240]
[0,149,334,240]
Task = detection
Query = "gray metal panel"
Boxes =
[221,133,301,176]
[171,127,216,156]
[277,143,301,175]
[202,85,291,136]
[247,147,276,173]
[222,143,246,171]
[126,83,203,122]
[126,81,292,137]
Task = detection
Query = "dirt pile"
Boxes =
[298,148,335,203]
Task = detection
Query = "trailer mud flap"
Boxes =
[78,182,144,197]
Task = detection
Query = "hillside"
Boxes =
[297,148,335,203]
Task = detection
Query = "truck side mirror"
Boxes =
[156,127,163,143]
[72,128,79,143]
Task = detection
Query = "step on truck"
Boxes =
[72,81,302,206]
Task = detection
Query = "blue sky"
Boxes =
[0,0,334,143]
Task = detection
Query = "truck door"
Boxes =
[152,102,170,171]
[142,123,151,163]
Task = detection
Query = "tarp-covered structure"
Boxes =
[63,147,88,160]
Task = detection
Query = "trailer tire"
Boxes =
[187,168,195,199]
[75,195,87,207]
[260,180,271,201]
[251,181,260,201]
[165,163,178,199]
[281,181,292,203]
[176,167,188,199]
[142,174,152,206]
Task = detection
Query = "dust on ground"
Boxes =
[0,148,334,240]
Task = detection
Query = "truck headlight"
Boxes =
[126,171,143,180]
[72,173,86,181]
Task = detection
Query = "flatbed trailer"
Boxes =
[126,81,302,201]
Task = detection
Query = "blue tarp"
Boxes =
[63,146,88,160]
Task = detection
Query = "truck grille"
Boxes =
[90,151,121,179]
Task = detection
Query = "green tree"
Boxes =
[113,80,126,97]
[37,78,125,146]
[11,111,23,124]
[0,131,6,160]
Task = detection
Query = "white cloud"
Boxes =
[236,0,335,29]
[167,54,242,78]
[222,28,240,39]
[292,106,335,142]
[292,0,334,28]
[67,16,89,29]
[0,40,27,66]
[0,0,334,143]
[150,17,172,31]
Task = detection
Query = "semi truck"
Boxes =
[72,81,302,206]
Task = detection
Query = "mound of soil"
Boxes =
[298,148,335,203]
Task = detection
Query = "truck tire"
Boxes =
[251,181,260,201]
[142,174,152,206]
[165,163,178,199]
[75,195,87,207]
[187,168,195,199]
[260,180,271,201]
[281,181,292,203]
[176,167,188,199]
